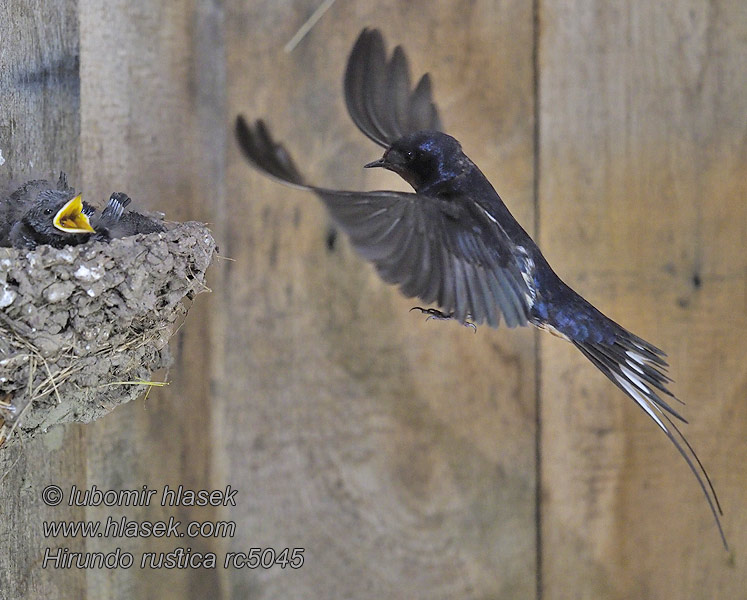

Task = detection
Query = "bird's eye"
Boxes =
[406,150,415,161]
[44,208,53,215]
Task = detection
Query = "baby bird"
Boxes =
[1,178,165,250]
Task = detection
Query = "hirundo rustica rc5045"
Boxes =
[235,28,726,548]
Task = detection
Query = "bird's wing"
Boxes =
[81,202,96,218]
[235,118,306,189]
[236,117,530,328]
[100,192,132,223]
[344,28,443,148]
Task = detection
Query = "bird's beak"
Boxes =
[365,149,408,173]
[54,195,96,233]
[364,157,387,169]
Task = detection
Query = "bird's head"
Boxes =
[23,191,95,241]
[365,131,468,192]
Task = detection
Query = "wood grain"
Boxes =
[222,1,537,598]
[538,1,746,597]
[79,1,225,598]
[3,1,744,598]
[0,2,86,599]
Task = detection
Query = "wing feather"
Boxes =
[235,118,532,330]
[344,28,443,148]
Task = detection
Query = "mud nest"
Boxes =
[0,222,216,448]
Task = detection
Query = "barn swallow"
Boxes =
[90,192,165,241]
[0,173,74,246]
[106,196,166,238]
[235,28,726,547]
[3,182,164,249]
[9,190,95,249]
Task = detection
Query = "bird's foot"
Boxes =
[410,307,477,332]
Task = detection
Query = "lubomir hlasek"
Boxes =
[0,173,164,250]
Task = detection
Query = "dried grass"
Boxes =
[0,221,216,448]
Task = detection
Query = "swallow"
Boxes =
[0,173,75,246]
[9,190,96,249]
[91,192,165,241]
[3,181,164,249]
[235,28,726,547]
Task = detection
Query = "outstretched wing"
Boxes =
[236,117,530,328]
[344,28,443,148]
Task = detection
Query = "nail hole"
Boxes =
[325,226,337,252]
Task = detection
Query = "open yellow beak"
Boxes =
[53,195,95,233]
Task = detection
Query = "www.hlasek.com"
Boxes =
[41,484,304,570]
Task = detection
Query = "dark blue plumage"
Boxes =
[234,27,726,549]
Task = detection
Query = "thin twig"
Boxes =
[284,0,338,53]
[98,380,169,388]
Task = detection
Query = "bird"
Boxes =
[91,191,166,241]
[2,178,164,249]
[0,173,75,246]
[235,27,726,548]
[8,189,96,249]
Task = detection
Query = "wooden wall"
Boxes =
[1,1,744,598]
[539,3,746,597]
[0,2,87,598]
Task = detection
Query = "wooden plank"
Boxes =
[222,1,537,598]
[79,1,224,598]
[538,1,747,597]
[0,2,87,599]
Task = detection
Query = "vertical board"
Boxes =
[539,1,746,597]
[7,1,742,597]
[79,1,225,598]
[0,2,87,599]
[221,1,538,598]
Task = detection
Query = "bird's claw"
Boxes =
[410,307,477,332]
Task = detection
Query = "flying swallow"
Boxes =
[235,28,726,548]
